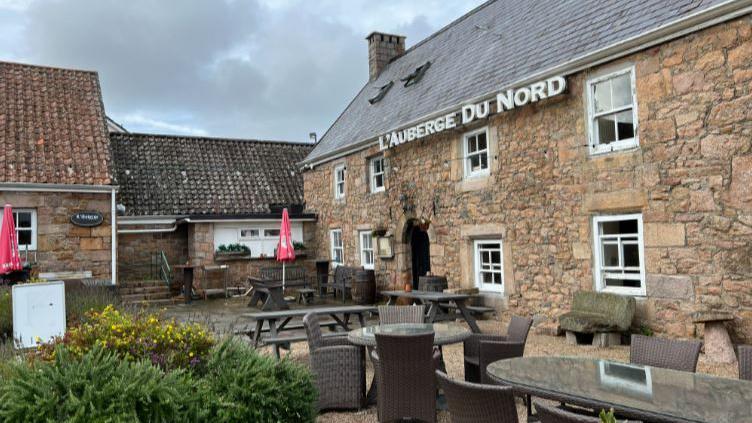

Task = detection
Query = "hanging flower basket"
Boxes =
[417,218,431,232]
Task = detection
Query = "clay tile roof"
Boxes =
[110,132,314,217]
[0,61,111,185]
[304,0,734,165]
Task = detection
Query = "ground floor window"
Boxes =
[592,214,645,296]
[473,240,503,293]
[330,229,343,267]
[1,209,37,251]
[359,231,374,269]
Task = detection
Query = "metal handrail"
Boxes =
[158,251,172,287]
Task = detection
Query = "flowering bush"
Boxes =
[35,305,214,372]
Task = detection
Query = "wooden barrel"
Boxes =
[351,269,376,305]
[419,275,448,292]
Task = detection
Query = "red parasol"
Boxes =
[0,205,22,275]
[276,208,295,289]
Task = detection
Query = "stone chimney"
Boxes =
[366,32,406,81]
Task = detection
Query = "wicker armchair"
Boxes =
[534,402,601,423]
[630,334,702,372]
[378,305,426,324]
[303,313,365,410]
[739,345,752,381]
[436,370,519,423]
[464,315,533,382]
[371,332,436,423]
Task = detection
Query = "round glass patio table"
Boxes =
[486,356,752,423]
[347,322,471,347]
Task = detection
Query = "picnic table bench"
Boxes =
[247,265,310,310]
[380,290,482,333]
[243,305,377,358]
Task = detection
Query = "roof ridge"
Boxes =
[0,59,98,75]
[110,131,313,146]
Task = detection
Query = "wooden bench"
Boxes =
[264,332,346,357]
[247,266,311,310]
[439,303,496,317]
[320,266,361,302]
[242,319,340,338]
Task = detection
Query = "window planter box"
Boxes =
[214,251,252,261]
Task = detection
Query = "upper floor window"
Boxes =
[370,156,385,193]
[334,164,346,199]
[592,214,645,296]
[359,231,374,270]
[330,229,343,267]
[587,67,638,155]
[463,127,489,179]
[474,240,504,293]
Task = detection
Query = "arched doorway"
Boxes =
[410,225,431,288]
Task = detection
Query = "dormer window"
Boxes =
[368,81,394,104]
[401,61,431,87]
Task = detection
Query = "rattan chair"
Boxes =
[464,315,533,382]
[378,304,426,324]
[739,345,752,381]
[303,313,366,410]
[630,334,702,372]
[436,370,519,423]
[534,402,600,423]
[371,332,436,423]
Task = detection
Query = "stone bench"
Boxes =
[559,291,636,347]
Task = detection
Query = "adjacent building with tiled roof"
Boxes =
[0,61,116,283]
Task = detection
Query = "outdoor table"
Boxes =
[380,290,481,333]
[247,280,289,311]
[243,305,376,356]
[487,356,752,423]
[348,322,472,406]
[173,264,196,304]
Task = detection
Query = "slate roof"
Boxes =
[0,61,112,184]
[110,133,313,217]
[304,0,735,165]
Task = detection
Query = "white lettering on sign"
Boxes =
[379,75,567,151]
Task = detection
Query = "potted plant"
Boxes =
[417,217,431,231]
[292,241,307,256]
[215,243,251,260]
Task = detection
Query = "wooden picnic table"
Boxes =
[247,280,289,311]
[380,290,481,333]
[243,305,377,357]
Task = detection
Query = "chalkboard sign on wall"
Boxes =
[70,211,104,227]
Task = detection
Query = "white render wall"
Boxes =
[213,221,304,258]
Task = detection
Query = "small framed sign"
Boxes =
[377,236,394,259]
[70,210,104,227]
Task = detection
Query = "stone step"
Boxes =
[117,285,171,295]
[119,292,172,302]
[123,298,181,307]
[118,279,166,288]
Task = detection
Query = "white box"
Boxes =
[12,281,66,348]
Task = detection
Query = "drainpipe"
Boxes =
[111,187,117,286]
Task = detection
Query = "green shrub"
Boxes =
[202,339,317,423]
[0,345,204,423]
[216,243,250,253]
[0,288,10,341]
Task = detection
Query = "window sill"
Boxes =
[598,288,646,297]
[589,142,640,157]
[456,175,490,192]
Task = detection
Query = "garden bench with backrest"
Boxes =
[247,265,310,310]
[320,265,361,301]
[559,291,635,347]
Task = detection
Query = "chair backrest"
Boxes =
[534,402,600,423]
[739,345,752,381]
[303,312,322,352]
[506,316,533,344]
[259,266,304,282]
[630,334,702,372]
[378,305,426,324]
[436,370,519,423]
[375,332,436,423]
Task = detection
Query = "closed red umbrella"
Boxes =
[0,205,22,275]
[276,208,295,289]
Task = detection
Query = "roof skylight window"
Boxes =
[401,61,431,87]
[368,80,394,104]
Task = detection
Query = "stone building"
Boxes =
[0,61,116,282]
[301,1,752,341]
[111,133,315,288]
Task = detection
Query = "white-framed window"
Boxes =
[330,229,343,267]
[463,127,490,178]
[263,229,280,238]
[1,209,37,251]
[473,240,503,293]
[592,214,646,296]
[334,164,346,199]
[587,67,638,155]
[239,229,260,240]
[369,156,385,193]
[359,231,374,269]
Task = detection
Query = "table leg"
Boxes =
[456,299,481,333]
[268,320,281,359]
[252,320,263,348]
[426,301,439,323]
[330,314,351,331]
[278,317,293,332]
[356,312,365,328]
[269,287,290,311]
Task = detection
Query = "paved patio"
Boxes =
[163,298,739,422]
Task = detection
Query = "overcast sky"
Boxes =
[0,0,485,141]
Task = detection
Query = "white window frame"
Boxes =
[463,127,490,179]
[3,209,37,251]
[359,231,375,270]
[592,213,646,296]
[587,66,639,155]
[239,228,260,240]
[333,164,346,199]
[473,239,504,293]
[369,156,385,193]
[330,229,343,267]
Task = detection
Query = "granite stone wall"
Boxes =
[303,16,752,342]
[0,190,113,281]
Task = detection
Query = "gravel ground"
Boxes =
[163,300,738,422]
